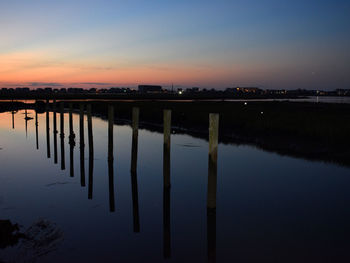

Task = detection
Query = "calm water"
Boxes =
[1,108,350,263]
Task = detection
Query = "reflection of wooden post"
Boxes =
[60,102,65,170]
[53,100,58,164]
[207,113,219,263]
[69,103,75,177]
[163,109,171,258]
[87,104,94,199]
[130,107,140,232]
[46,100,51,158]
[35,110,39,149]
[130,107,139,174]
[79,104,86,187]
[108,105,115,212]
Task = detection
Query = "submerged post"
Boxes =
[53,100,58,164]
[207,113,219,263]
[46,100,51,158]
[79,103,86,187]
[60,102,65,170]
[130,107,140,232]
[108,105,115,212]
[87,104,94,199]
[69,103,75,177]
[163,109,171,258]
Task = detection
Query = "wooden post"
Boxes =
[108,105,115,212]
[53,100,58,164]
[25,109,28,138]
[46,100,51,158]
[60,102,65,170]
[69,103,75,177]
[130,107,139,174]
[79,103,86,187]
[130,107,140,232]
[87,104,94,199]
[207,113,219,209]
[163,109,171,188]
[207,113,219,263]
[12,110,15,129]
[163,109,171,258]
[35,110,39,149]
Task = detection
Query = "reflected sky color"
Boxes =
[1,109,350,261]
[0,0,350,89]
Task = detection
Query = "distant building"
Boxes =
[138,85,162,93]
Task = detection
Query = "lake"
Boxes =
[1,105,350,262]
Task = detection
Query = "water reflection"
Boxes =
[79,103,86,187]
[87,104,94,200]
[108,105,115,212]
[53,100,58,164]
[60,102,65,170]
[69,103,76,177]
[3,103,350,263]
[131,107,140,233]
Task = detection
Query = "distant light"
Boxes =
[178,90,183,95]
[244,102,247,105]
[261,111,264,114]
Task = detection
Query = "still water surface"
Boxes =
[0,109,350,262]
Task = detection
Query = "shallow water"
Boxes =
[1,108,350,263]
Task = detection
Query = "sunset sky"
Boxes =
[1,0,349,90]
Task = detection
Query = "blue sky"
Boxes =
[0,0,349,89]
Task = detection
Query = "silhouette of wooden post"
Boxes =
[53,100,58,164]
[207,113,219,263]
[130,107,140,232]
[87,104,94,199]
[163,109,171,258]
[46,100,51,158]
[79,103,86,187]
[12,110,15,129]
[35,110,39,149]
[130,107,139,174]
[60,102,65,170]
[163,109,171,188]
[69,103,75,177]
[108,105,115,212]
[25,109,28,138]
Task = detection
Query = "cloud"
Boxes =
[27,82,63,87]
[79,82,112,85]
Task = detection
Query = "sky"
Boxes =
[0,0,349,90]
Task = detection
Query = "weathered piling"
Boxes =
[130,107,139,174]
[25,109,28,138]
[108,105,115,212]
[163,109,171,258]
[87,104,94,199]
[46,100,51,158]
[12,111,15,129]
[130,107,140,232]
[60,102,65,170]
[163,109,171,188]
[35,110,39,149]
[207,113,219,263]
[207,113,219,210]
[53,100,58,164]
[79,103,85,187]
[69,103,75,177]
